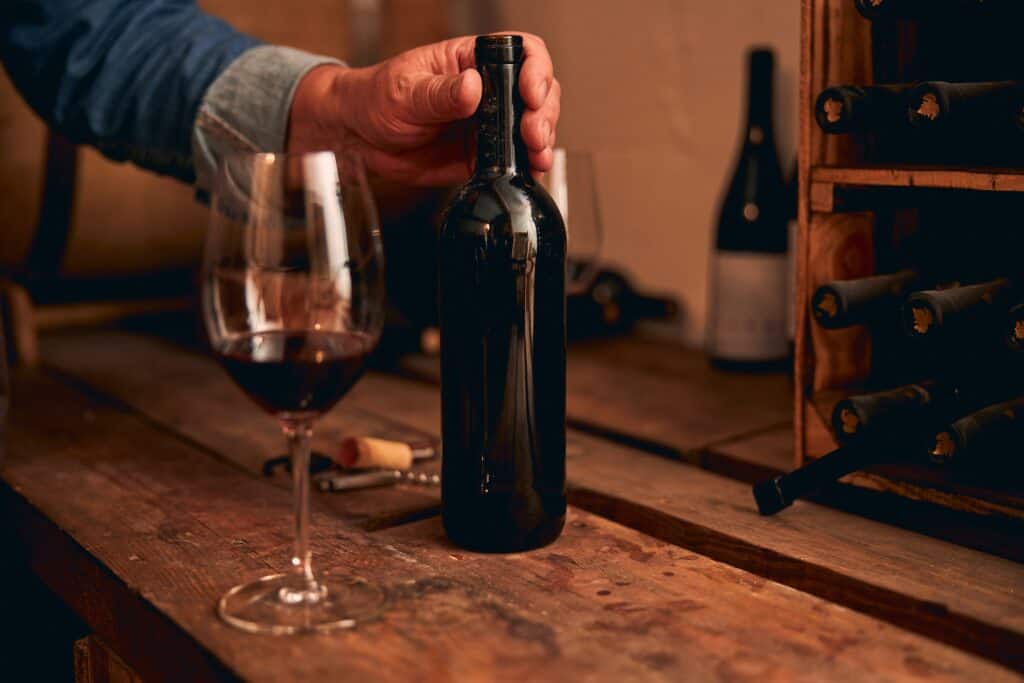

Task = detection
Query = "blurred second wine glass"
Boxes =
[540,149,603,296]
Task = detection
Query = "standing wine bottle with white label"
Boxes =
[707,48,789,370]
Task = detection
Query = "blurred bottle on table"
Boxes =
[707,48,789,371]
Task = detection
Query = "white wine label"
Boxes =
[709,251,789,360]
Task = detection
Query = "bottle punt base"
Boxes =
[443,514,566,553]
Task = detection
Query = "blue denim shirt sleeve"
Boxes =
[192,46,342,196]
[0,0,340,188]
[0,0,260,182]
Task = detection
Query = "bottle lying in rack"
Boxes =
[754,377,1020,515]
[927,397,1024,479]
[814,84,909,135]
[567,264,679,339]
[831,380,938,445]
[905,81,1019,130]
[811,270,919,329]
[903,278,1015,344]
[814,79,1024,163]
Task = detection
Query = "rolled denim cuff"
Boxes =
[191,45,344,197]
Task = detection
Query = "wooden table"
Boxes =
[3,328,1023,681]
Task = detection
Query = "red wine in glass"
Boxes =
[218,331,372,418]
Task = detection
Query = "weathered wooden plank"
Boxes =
[38,330,1024,673]
[708,425,795,471]
[40,330,440,530]
[4,368,1016,682]
[346,370,1024,669]
[813,165,1024,193]
[277,356,1024,671]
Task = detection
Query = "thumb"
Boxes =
[405,69,481,125]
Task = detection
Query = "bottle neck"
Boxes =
[745,60,774,143]
[475,61,530,177]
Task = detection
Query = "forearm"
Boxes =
[1,0,258,181]
[192,48,342,195]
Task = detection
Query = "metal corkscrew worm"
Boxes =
[316,469,440,492]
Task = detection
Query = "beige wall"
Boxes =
[1,0,797,344]
[489,0,800,346]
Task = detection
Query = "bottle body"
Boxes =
[439,35,567,552]
[708,49,789,369]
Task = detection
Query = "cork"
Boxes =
[823,98,843,124]
[337,437,436,470]
[839,408,860,435]
[815,292,838,319]
[916,93,940,120]
[911,305,934,334]
[930,432,955,464]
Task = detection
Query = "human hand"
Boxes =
[287,33,560,186]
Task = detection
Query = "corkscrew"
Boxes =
[316,469,440,492]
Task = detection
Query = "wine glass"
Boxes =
[202,151,386,634]
[539,148,603,295]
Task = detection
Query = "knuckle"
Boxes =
[386,71,414,109]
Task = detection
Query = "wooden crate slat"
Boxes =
[9,367,1015,681]
[36,329,1024,673]
[813,166,1024,192]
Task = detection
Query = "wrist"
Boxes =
[286,64,351,153]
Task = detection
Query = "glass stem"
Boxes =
[284,420,317,589]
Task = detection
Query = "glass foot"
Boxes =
[218,571,385,635]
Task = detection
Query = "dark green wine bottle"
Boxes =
[439,35,567,552]
[708,48,788,370]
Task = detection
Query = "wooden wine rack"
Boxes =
[796,0,1024,520]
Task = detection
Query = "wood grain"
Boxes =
[74,636,143,683]
[707,424,795,471]
[815,0,873,167]
[40,331,441,531]
[806,211,875,391]
[813,166,1024,193]
[38,330,1024,673]
[2,278,40,367]
[797,0,815,493]
[4,366,1017,681]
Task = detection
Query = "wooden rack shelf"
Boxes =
[812,166,1024,193]
[796,0,1024,520]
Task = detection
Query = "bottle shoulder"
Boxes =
[442,174,566,240]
